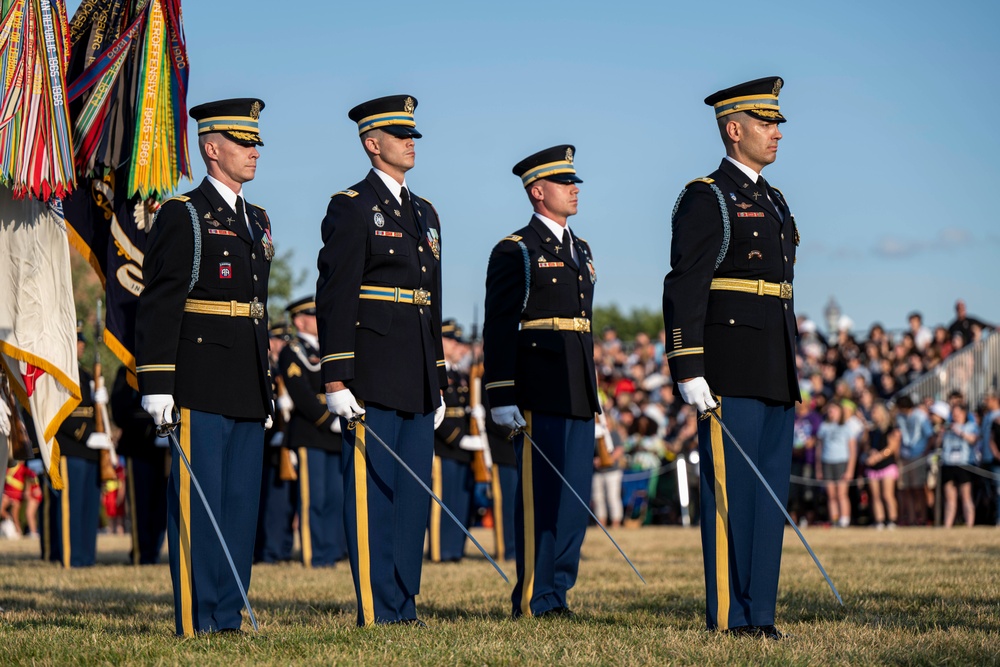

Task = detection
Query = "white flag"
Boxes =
[0,187,81,489]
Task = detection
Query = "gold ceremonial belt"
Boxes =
[184,298,266,319]
[359,285,432,306]
[710,278,793,300]
[444,407,466,418]
[520,317,592,333]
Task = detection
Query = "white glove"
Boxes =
[270,431,285,447]
[491,405,526,431]
[0,398,10,436]
[330,416,342,433]
[264,415,273,430]
[92,386,109,406]
[85,432,112,450]
[277,393,293,414]
[326,388,364,419]
[141,394,175,426]
[433,395,446,429]
[677,377,717,414]
[459,435,485,451]
[470,404,486,422]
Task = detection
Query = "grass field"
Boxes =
[1,526,998,666]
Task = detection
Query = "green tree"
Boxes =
[267,249,308,323]
[592,304,663,341]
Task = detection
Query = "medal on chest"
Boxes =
[260,227,275,261]
[425,228,440,260]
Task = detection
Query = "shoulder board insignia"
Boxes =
[503,234,523,243]
[576,237,588,244]
[249,202,266,211]
[164,195,191,203]
[685,177,715,187]
[332,189,360,198]
[418,196,433,207]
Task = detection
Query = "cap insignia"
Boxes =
[772,78,783,96]
[565,147,574,162]
[404,97,415,114]
[250,101,262,120]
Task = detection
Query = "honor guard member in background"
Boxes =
[483,145,601,618]
[110,365,169,565]
[136,98,274,635]
[484,392,518,562]
[662,77,799,640]
[255,322,298,563]
[40,324,109,567]
[316,95,447,626]
[427,320,475,562]
[279,296,348,567]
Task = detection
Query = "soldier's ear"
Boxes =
[363,134,381,156]
[725,119,742,144]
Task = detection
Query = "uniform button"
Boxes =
[783,255,788,262]
[753,231,759,237]
[252,253,256,259]
[422,266,427,272]
[580,293,585,298]
[197,337,203,343]
[578,275,583,281]
[254,274,258,281]
[581,310,586,316]
[223,250,229,256]
[531,342,537,347]
[419,308,424,314]
[356,321,360,326]
[781,233,785,240]
[784,303,788,310]
[418,246,424,252]
[551,278,557,283]
[254,318,259,325]
[389,249,394,254]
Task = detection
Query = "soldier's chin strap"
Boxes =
[346,417,510,584]
[508,426,646,584]
[156,413,261,631]
[700,408,843,606]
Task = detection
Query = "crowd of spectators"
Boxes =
[590,299,1000,529]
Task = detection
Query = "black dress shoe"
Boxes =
[214,628,245,636]
[755,625,785,640]
[724,626,758,638]
[383,618,427,627]
[536,607,575,619]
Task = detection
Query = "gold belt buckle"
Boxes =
[413,289,430,306]
[250,301,265,319]
[573,317,589,332]
[779,282,792,300]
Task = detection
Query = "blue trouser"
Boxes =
[492,462,518,561]
[427,455,473,562]
[698,397,793,630]
[992,464,1000,524]
[340,403,433,626]
[41,455,100,567]
[126,454,169,565]
[167,408,263,635]
[511,411,595,617]
[299,447,347,567]
[254,453,297,563]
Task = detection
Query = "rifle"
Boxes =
[273,375,297,482]
[596,410,615,468]
[468,308,492,483]
[94,300,119,481]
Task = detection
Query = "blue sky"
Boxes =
[68,0,999,335]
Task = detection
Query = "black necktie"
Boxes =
[756,176,782,220]
[400,187,418,233]
[559,228,572,262]
[235,195,248,234]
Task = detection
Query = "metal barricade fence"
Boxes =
[895,330,999,407]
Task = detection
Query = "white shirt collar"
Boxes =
[533,214,575,260]
[725,156,762,184]
[206,174,244,210]
[297,331,319,349]
[372,168,407,205]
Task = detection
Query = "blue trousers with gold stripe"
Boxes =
[167,408,263,635]
[491,462,517,562]
[40,456,100,568]
[340,404,433,626]
[126,454,169,565]
[427,455,473,562]
[511,411,595,617]
[299,447,347,567]
[697,397,793,630]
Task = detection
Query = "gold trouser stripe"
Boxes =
[42,482,51,562]
[353,411,375,626]
[520,410,535,618]
[60,457,70,568]
[128,460,139,566]
[429,456,442,562]
[179,408,194,636]
[299,447,312,568]
[491,465,504,561]
[710,402,730,630]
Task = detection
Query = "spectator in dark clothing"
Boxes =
[947,300,991,345]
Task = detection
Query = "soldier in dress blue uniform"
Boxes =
[40,325,108,568]
[483,145,601,618]
[255,323,298,563]
[279,296,347,567]
[110,365,168,565]
[662,77,800,640]
[427,319,475,562]
[483,390,518,562]
[316,94,447,626]
[135,98,273,635]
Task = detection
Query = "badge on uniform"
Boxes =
[730,192,737,201]
[735,201,753,210]
[587,260,597,284]
[219,262,232,279]
[373,212,385,228]
[204,212,221,227]
[375,230,402,238]
[426,228,440,260]
[260,228,275,261]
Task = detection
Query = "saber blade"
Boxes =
[706,409,843,606]
[158,422,260,631]
[348,418,510,584]
[513,427,646,584]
